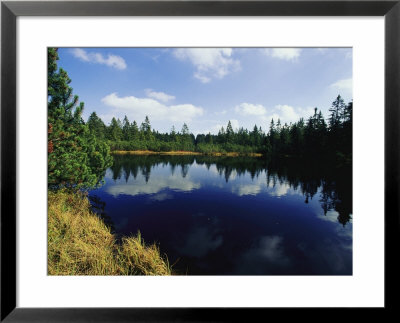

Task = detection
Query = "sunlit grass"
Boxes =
[48,190,172,275]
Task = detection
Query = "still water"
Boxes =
[89,155,352,275]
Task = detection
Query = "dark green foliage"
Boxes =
[108,117,123,141]
[87,112,107,140]
[140,116,153,140]
[122,115,131,141]
[48,48,112,190]
[304,108,328,155]
[100,96,352,161]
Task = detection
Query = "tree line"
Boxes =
[87,96,352,160]
[48,46,352,190]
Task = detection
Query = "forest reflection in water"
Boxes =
[108,154,352,226]
[89,154,352,275]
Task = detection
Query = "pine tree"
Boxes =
[329,95,346,130]
[140,116,152,140]
[181,123,189,136]
[217,126,226,144]
[122,115,131,141]
[48,48,112,189]
[87,112,107,139]
[130,120,139,140]
[108,117,123,141]
[226,120,234,143]
[170,126,177,140]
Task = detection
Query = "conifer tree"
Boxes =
[226,120,234,143]
[122,115,131,141]
[108,117,123,141]
[48,48,112,189]
[130,120,139,140]
[87,112,107,139]
[140,116,153,140]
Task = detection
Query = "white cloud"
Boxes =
[209,119,240,134]
[145,89,175,103]
[232,177,293,198]
[275,105,300,124]
[235,103,267,116]
[235,102,309,125]
[169,104,205,123]
[176,225,223,258]
[173,48,240,83]
[263,48,302,61]
[317,210,341,223]
[258,236,288,263]
[107,173,201,197]
[232,101,319,130]
[70,48,127,70]
[268,182,291,197]
[330,78,352,93]
[101,92,203,124]
[148,192,174,202]
[235,184,262,196]
[261,113,281,125]
[230,119,240,130]
[234,235,290,273]
[194,73,211,84]
[298,106,317,118]
[71,48,90,61]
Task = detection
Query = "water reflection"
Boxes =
[108,155,352,226]
[89,154,352,275]
[176,219,224,258]
[235,235,291,274]
[106,171,201,197]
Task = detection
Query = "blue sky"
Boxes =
[57,47,352,135]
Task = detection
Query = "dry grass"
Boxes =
[48,190,172,275]
[117,233,171,275]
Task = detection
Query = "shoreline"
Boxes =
[110,150,263,157]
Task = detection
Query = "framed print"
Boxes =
[1,0,399,321]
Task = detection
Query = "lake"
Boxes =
[88,154,352,275]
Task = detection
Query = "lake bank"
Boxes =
[48,190,172,275]
[111,150,263,157]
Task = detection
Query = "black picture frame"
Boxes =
[1,0,399,321]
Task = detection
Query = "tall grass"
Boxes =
[48,190,172,275]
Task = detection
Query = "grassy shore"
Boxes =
[111,150,263,157]
[48,190,172,275]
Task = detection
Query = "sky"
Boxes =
[57,47,352,135]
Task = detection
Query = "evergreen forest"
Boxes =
[48,47,352,190]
